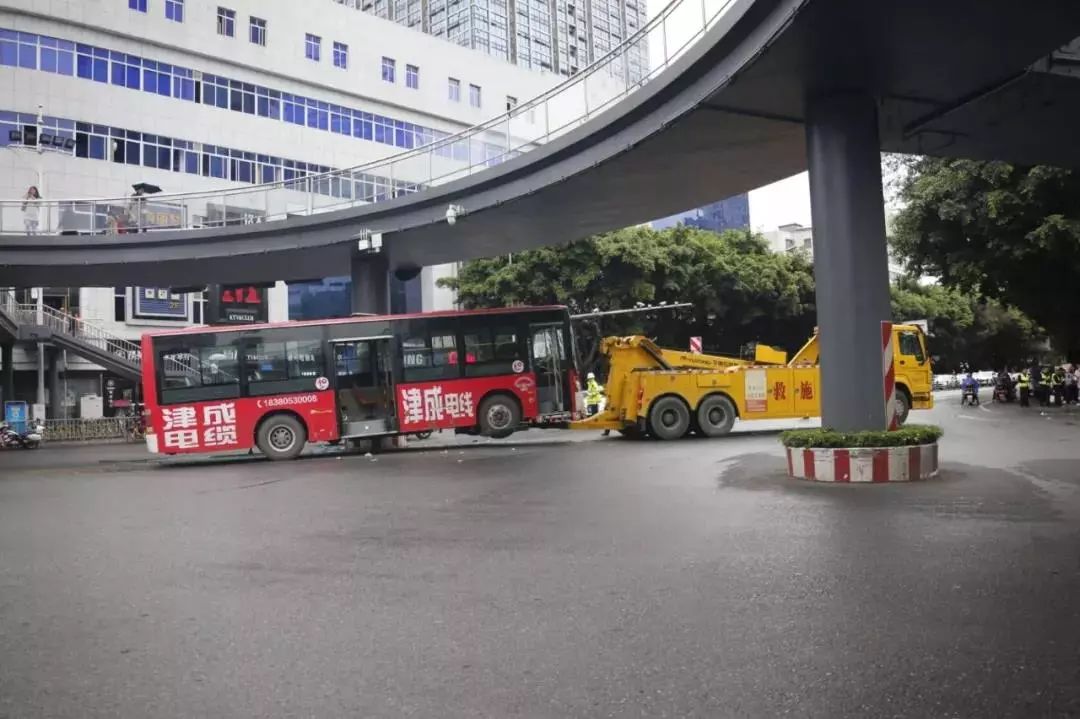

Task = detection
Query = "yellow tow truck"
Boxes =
[570,326,933,439]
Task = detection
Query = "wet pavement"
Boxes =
[1,397,1079,718]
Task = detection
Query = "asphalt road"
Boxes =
[2,398,1079,718]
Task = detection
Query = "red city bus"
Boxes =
[140,306,579,460]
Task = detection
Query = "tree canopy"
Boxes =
[890,278,1044,372]
[444,223,1045,374]
[891,157,1080,358]
[441,226,819,365]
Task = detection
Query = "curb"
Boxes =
[785,443,939,482]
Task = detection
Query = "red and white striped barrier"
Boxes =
[882,321,898,430]
[689,336,703,354]
[785,444,939,482]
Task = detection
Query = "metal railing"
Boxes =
[42,416,141,443]
[0,0,735,236]
[0,290,197,375]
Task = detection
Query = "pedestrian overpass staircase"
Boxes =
[0,291,142,380]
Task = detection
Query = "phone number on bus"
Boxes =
[255,394,321,408]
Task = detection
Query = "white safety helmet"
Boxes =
[587,372,596,379]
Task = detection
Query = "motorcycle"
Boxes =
[0,421,44,449]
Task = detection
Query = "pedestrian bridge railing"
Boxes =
[0,0,736,237]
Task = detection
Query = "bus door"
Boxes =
[530,323,568,414]
[331,336,396,436]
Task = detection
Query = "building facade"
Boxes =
[0,0,585,412]
[333,0,647,82]
[650,194,750,234]
[762,222,906,281]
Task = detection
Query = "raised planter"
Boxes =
[785,444,938,482]
[780,425,942,483]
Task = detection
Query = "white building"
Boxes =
[0,0,622,411]
[761,222,905,282]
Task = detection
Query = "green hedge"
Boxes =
[780,424,943,449]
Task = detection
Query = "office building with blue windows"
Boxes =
[0,0,588,407]
[650,194,751,234]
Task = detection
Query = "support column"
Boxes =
[48,347,62,419]
[805,93,892,431]
[1,341,14,405]
[350,254,390,316]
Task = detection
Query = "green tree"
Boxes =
[441,226,818,368]
[889,277,1045,372]
[891,157,1080,358]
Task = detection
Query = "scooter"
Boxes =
[960,388,980,407]
[0,421,44,449]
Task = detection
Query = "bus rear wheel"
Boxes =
[648,396,691,440]
[478,394,520,438]
[257,414,307,461]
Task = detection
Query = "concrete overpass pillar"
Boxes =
[350,254,390,316]
[47,347,62,419]
[805,93,892,431]
[1,341,13,405]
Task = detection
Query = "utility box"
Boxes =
[80,394,104,419]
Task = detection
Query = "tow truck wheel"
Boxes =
[478,394,520,438]
[697,395,736,437]
[257,414,307,461]
[648,396,691,440]
[894,390,911,426]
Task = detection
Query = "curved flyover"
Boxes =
[3,0,1080,288]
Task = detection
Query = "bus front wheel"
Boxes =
[478,394,520,438]
[257,414,307,461]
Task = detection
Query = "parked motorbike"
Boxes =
[0,421,44,449]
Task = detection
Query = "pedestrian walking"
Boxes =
[1017,369,1030,407]
[21,185,41,234]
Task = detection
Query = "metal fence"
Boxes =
[42,417,141,443]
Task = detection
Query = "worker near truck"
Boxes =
[1017,370,1030,407]
[585,372,604,415]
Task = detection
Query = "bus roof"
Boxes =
[143,305,570,338]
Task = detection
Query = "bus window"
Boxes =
[244,339,325,396]
[158,344,240,404]
[402,326,459,382]
[463,325,521,377]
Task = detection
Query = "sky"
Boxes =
[644,0,815,231]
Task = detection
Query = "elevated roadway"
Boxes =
[4,0,1080,289]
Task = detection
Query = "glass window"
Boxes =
[217,7,236,37]
[129,0,148,12]
[158,345,240,404]
[305,33,321,61]
[898,331,926,364]
[333,41,348,69]
[165,0,184,22]
[245,340,324,395]
[469,83,481,108]
[448,77,460,102]
[402,326,459,382]
[463,326,521,377]
[405,63,418,89]
[249,17,266,46]
[381,56,395,83]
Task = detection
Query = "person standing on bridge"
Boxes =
[21,185,41,235]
